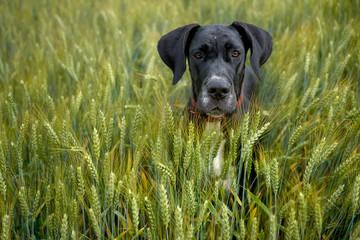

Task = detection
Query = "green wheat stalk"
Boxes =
[132,105,143,139]
[195,140,203,186]
[184,180,196,218]
[60,214,68,240]
[70,199,77,227]
[2,215,10,240]
[105,172,115,209]
[271,158,279,195]
[119,116,126,159]
[31,190,40,222]
[19,186,30,223]
[269,215,276,240]
[240,218,246,240]
[183,122,194,172]
[90,99,97,128]
[288,124,304,149]
[69,165,77,191]
[175,206,184,240]
[185,223,194,240]
[130,190,139,234]
[303,138,337,183]
[172,128,182,171]
[154,162,175,185]
[324,184,344,213]
[195,200,209,232]
[30,121,39,163]
[71,230,76,240]
[315,201,323,237]
[334,153,359,176]
[84,153,99,183]
[144,196,156,240]
[0,170,6,201]
[19,186,30,236]
[166,104,175,139]
[250,217,258,240]
[47,95,55,120]
[44,121,60,146]
[351,174,360,217]
[221,203,231,240]
[92,128,101,162]
[263,162,271,191]
[0,141,6,177]
[106,116,113,152]
[90,185,101,219]
[76,167,85,201]
[159,183,170,228]
[298,192,307,227]
[89,208,101,239]
[280,200,294,219]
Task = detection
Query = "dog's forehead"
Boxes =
[190,24,241,47]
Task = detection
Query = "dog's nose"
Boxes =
[207,79,231,100]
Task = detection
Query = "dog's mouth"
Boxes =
[195,89,238,117]
[206,107,224,117]
[197,97,237,117]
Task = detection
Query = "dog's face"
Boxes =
[157,21,272,117]
[188,25,245,117]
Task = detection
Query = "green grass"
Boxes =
[0,0,359,239]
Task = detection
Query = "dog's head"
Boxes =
[157,21,272,117]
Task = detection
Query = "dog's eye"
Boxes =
[232,50,240,57]
[194,52,203,59]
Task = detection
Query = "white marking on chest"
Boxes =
[205,121,226,177]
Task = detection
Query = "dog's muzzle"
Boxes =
[206,79,231,101]
[196,76,237,116]
[188,79,244,122]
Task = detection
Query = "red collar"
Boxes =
[187,90,243,122]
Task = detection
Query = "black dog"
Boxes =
[157,21,272,123]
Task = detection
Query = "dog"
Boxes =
[157,21,272,176]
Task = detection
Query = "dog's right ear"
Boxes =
[157,24,200,85]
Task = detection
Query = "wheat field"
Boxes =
[0,0,359,239]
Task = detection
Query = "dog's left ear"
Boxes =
[231,21,273,80]
[157,24,200,85]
